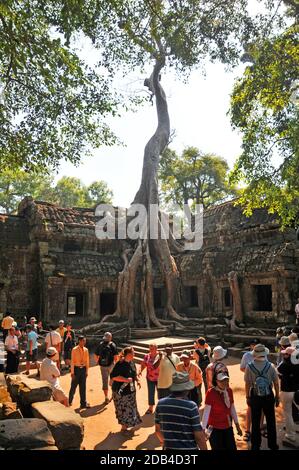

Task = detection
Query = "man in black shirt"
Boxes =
[95,332,118,404]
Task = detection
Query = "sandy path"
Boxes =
[59,356,291,450]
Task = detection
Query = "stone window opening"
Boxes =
[64,241,81,252]
[189,286,198,307]
[100,292,117,317]
[67,293,85,316]
[253,285,272,311]
[222,287,233,309]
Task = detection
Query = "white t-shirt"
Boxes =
[40,357,60,388]
[157,353,180,389]
[45,331,62,347]
[5,335,18,351]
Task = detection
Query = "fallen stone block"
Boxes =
[6,375,52,405]
[31,401,84,450]
[0,418,56,449]
[0,384,12,404]
[2,402,23,419]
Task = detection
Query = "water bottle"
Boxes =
[206,425,213,439]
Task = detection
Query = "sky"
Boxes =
[57,62,246,208]
[56,0,279,208]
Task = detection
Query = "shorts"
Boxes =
[52,386,68,403]
[26,349,38,362]
[100,365,114,390]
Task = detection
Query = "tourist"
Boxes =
[45,325,62,370]
[138,343,159,414]
[110,346,142,433]
[1,313,15,342]
[56,320,67,368]
[277,346,299,447]
[155,371,207,451]
[240,338,259,442]
[275,327,284,353]
[177,350,203,407]
[277,335,291,365]
[29,317,38,332]
[37,320,44,334]
[4,326,20,374]
[206,346,229,390]
[63,323,76,371]
[69,335,90,409]
[202,371,242,450]
[94,331,118,404]
[295,298,299,326]
[288,332,298,346]
[40,347,69,407]
[193,337,210,393]
[24,324,40,376]
[244,343,280,450]
[154,343,180,399]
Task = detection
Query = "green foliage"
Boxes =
[0,171,113,213]
[0,0,119,173]
[159,146,235,208]
[230,21,299,226]
[0,169,55,213]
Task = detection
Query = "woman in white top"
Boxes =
[5,326,20,374]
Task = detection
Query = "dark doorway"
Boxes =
[154,288,162,308]
[189,286,198,307]
[100,293,117,317]
[223,287,233,308]
[67,293,85,316]
[253,285,272,311]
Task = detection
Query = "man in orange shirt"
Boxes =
[69,335,90,409]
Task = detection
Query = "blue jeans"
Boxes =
[147,379,157,406]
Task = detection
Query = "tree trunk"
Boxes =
[102,57,185,328]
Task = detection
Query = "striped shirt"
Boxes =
[155,396,202,450]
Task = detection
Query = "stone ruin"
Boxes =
[0,196,298,340]
[0,374,84,450]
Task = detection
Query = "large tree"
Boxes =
[0,171,113,213]
[0,0,121,173]
[229,2,299,226]
[58,0,278,328]
[159,146,235,209]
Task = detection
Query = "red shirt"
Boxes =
[142,353,160,382]
[205,387,234,429]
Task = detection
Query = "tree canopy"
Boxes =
[159,146,235,208]
[229,3,299,226]
[0,170,113,213]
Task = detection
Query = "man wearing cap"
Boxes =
[1,313,15,342]
[154,344,180,399]
[24,324,40,376]
[29,317,38,332]
[177,350,203,407]
[155,371,207,451]
[277,336,291,365]
[69,335,90,409]
[240,338,259,442]
[40,347,69,407]
[244,343,280,450]
[277,345,299,447]
[45,325,62,371]
[206,346,229,390]
[94,332,118,404]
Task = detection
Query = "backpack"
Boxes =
[98,342,114,367]
[249,362,272,397]
[290,342,299,365]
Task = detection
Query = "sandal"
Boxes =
[243,431,251,442]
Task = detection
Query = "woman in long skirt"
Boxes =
[110,347,142,432]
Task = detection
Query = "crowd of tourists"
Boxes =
[1,312,299,451]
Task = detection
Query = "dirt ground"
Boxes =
[57,355,295,451]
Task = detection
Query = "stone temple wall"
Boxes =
[0,197,298,326]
